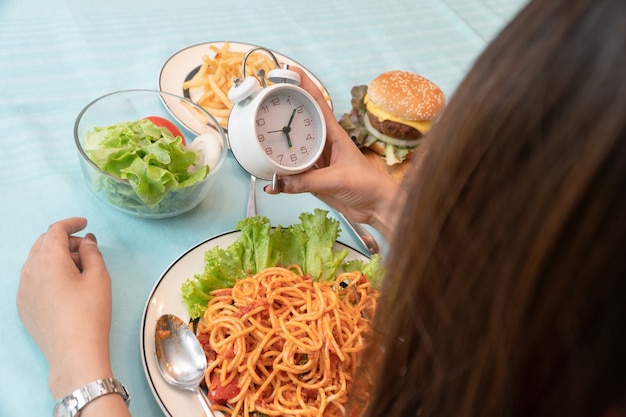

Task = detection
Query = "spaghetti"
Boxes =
[195,266,377,416]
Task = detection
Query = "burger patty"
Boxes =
[366,111,423,140]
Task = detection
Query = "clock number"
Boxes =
[271,97,280,106]
[306,133,314,141]
[290,154,298,162]
[257,118,266,127]
[300,146,308,155]
[296,105,304,114]
[304,118,311,126]
[261,104,269,113]
[258,134,265,143]
[265,147,273,156]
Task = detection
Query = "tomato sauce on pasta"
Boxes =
[195,266,377,416]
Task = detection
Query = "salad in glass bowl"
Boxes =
[74,89,227,218]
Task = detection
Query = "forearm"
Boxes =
[49,352,113,399]
[47,323,114,398]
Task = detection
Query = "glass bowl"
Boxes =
[74,89,227,218]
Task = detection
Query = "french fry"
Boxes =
[183,42,331,127]
[183,42,277,127]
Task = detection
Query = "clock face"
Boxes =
[253,88,323,168]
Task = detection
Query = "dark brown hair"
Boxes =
[356,0,626,416]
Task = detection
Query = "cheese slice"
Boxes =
[364,94,433,134]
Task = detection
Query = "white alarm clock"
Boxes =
[227,47,326,181]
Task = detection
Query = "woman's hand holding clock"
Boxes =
[265,66,406,242]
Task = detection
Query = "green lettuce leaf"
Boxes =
[341,254,385,290]
[85,119,208,208]
[181,246,245,318]
[296,210,348,282]
[181,209,385,318]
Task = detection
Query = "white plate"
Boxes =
[159,41,332,135]
[140,230,368,417]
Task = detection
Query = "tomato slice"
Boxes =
[145,116,185,145]
[208,373,240,404]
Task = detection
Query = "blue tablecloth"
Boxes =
[0,0,526,415]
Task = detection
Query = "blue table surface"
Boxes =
[0,0,527,415]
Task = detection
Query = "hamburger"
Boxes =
[339,70,445,165]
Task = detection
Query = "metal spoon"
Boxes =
[154,314,216,417]
[338,212,380,255]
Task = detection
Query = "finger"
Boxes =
[70,252,82,271]
[68,236,84,253]
[68,236,86,270]
[267,168,339,195]
[325,120,357,148]
[291,66,325,101]
[47,217,88,237]
[40,217,88,251]
[291,67,358,165]
[77,233,109,280]
[291,67,336,120]
[27,218,87,258]
[31,219,88,272]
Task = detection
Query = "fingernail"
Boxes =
[84,233,97,245]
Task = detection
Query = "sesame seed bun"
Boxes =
[367,70,445,121]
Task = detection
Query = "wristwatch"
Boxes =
[53,377,130,417]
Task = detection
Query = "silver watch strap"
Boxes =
[53,377,130,417]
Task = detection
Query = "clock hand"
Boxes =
[267,127,293,149]
[286,108,297,128]
[282,108,297,149]
[284,128,293,149]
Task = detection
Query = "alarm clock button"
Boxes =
[268,68,301,85]
[228,76,261,104]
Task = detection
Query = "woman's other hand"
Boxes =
[17,217,114,399]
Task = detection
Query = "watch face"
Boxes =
[254,87,324,169]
